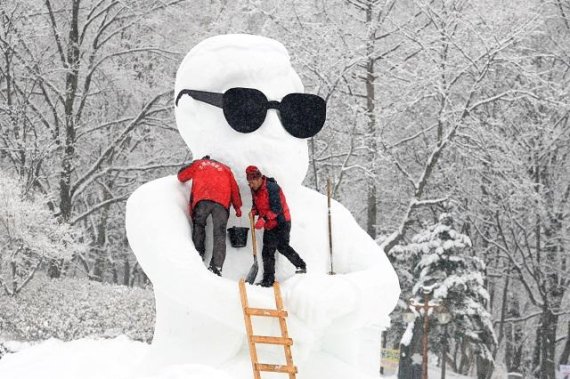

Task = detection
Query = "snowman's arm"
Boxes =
[177,161,196,182]
[283,191,400,331]
[228,169,243,213]
[332,200,401,326]
[125,176,244,330]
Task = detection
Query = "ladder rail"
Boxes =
[239,279,261,379]
[273,281,296,379]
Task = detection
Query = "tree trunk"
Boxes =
[123,256,131,286]
[533,328,542,377]
[476,355,494,379]
[539,308,557,379]
[398,319,422,379]
[10,260,17,295]
[92,249,105,282]
[559,321,570,366]
[496,263,511,358]
[459,338,471,375]
[111,261,118,284]
[505,298,524,373]
[56,0,81,223]
[453,335,460,372]
[130,262,139,287]
[46,0,80,277]
[364,3,378,238]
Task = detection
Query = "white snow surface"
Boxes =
[0,34,401,379]
[0,336,475,379]
[0,336,147,379]
[0,336,234,379]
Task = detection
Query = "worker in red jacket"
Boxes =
[246,165,306,287]
[178,155,242,276]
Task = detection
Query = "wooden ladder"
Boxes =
[239,278,297,379]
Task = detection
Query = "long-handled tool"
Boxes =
[327,178,335,275]
[245,212,259,284]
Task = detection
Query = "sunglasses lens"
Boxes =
[279,94,326,138]
[222,88,267,133]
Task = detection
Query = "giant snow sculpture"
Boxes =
[126,34,400,379]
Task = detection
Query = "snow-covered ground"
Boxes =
[0,336,477,379]
[0,337,148,379]
[0,337,237,379]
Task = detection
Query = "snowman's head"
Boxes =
[174,34,325,188]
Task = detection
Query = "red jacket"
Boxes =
[177,158,242,216]
[251,177,291,230]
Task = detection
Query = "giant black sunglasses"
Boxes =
[175,87,326,139]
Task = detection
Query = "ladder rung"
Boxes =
[255,363,297,374]
[246,307,288,317]
[252,335,293,345]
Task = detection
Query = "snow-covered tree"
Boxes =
[0,172,84,296]
[392,213,497,378]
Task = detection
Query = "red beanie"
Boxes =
[246,165,262,180]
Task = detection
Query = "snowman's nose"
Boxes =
[260,110,289,138]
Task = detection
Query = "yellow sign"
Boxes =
[381,349,400,368]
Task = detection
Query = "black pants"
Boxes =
[192,200,229,269]
[261,221,305,278]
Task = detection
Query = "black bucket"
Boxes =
[227,226,249,248]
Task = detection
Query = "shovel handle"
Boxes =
[327,178,334,275]
[249,212,258,257]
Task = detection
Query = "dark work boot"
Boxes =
[208,265,222,277]
[257,273,275,287]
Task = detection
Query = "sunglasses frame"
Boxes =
[175,87,326,139]
[176,89,224,108]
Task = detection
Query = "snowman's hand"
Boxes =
[283,274,357,330]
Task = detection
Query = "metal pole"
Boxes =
[441,323,447,379]
[380,330,385,375]
[327,178,334,275]
[422,291,430,379]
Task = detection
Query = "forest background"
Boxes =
[0,1,569,378]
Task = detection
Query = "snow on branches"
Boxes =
[0,172,85,296]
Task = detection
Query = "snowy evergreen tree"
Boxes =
[391,213,497,378]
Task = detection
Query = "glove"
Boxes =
[177,163,192,175]
[265,219,278,230]
[250,208,258,216]
[254,217,266,230]
[235,208,242,217]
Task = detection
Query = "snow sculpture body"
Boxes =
[126,34,400,379]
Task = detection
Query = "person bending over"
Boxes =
[178,155,242,276]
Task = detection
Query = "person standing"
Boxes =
[178,155,242,276]
[246,165,306,287]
